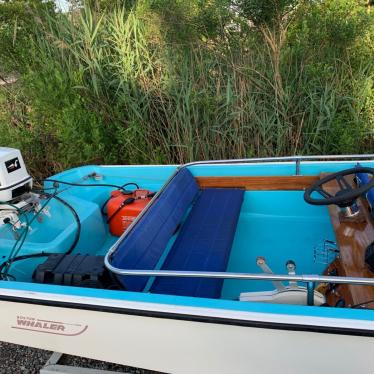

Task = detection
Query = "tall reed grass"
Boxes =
[1,3,373,177]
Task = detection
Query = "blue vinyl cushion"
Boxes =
[150,188,244,298]
[356,169,374,211]
[356,171,371,185]
[111,168,199,291]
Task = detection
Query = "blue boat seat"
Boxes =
[150,188,244,298]
[110,168,244,298]
[356,168,374,211]
[111,168,199,292]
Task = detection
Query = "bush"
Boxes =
[0,0,373,179]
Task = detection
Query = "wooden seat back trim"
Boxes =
[196,176,319,191]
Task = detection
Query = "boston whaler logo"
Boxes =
[12,316,88,336]
[5,157,21,173]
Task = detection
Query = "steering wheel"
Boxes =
[304,167,374,206]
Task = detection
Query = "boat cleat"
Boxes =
[240,257,326,305]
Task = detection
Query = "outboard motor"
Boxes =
[0,147,32,202]
[0,147,36,232]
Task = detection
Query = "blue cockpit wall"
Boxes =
[1,159,374,322]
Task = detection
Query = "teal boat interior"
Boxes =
[1,151,374,322]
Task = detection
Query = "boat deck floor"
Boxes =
[221,190,335,299]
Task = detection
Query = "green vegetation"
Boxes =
[0,0,373,179]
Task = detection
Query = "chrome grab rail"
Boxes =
[182,154,374,175]
[104,154,374,306]
[102,266,374,286]
[103,263,374,306]
[106,153,374,256]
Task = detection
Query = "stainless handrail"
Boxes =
[102,266,374,286]
[102,265,374,306]
[104,154,374,306]
[106,153,374,257]
[182,154,374,165]
[181,154,374,175]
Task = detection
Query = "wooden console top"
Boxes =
[324,174,374,306]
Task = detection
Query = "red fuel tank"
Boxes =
[106,189,153,236]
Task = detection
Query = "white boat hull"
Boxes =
[0,296,374,374]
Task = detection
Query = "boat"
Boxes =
[0,146,374,374]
